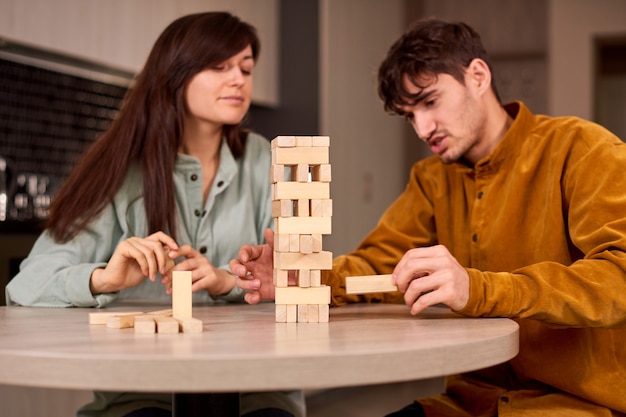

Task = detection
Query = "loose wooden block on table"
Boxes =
[172,271,192,319]
[89,311,143,325]
[177,317,203,333]
[134,316,157,334]
[106,314,135,329]
[345,274,399,294]
[155,317,180,334]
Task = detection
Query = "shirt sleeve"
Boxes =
[325,162,438,306]
[5,204,123,308]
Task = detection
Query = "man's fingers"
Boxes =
[244,291,262,305]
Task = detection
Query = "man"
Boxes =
[230,18,626,416]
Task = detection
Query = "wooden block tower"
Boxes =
[271,136,333,323]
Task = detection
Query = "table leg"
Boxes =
[172,392,239,417]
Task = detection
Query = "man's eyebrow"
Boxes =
[410,89,436,104]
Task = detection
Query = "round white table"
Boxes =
[0,302,519,415]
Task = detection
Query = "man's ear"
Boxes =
[466,58,492,96]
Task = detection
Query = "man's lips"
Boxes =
[428,135,446,154]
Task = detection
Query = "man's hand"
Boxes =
[229,228,276,304]
[392,245,469,315]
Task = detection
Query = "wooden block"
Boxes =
[311,164,331,182]
[295,136,312,147]
[292,164,309,182]
[274,269,289,287]
[155,317,180,333]
[294,199,309,216]
[164,247,176,272]
[312,136,330,147]
[298,305,309,323]
[270,164,285,183]
[297,269,311,287]
[271,136,296,149]
[345,274,398,294]
[300,234,313,254]
[311,234,323,252]
[308,304,319,323]
[272,200,293,217]
[89,311,143,325]
[286,305,297,323]
[177,317,203,333]
[275,216,331,235]
[275,285,331,305]
[318,304,329,323]
[134,317,156,334]
[172,271,193,319]
[274,234,291,252]
[289,234,300,252]
[310,270,322,286]
[273,182,330,200]
[275,304,287,322]
[310,199,332,217]
[274,251,333,270]
[272,147,329,165]
[146,309,173,317]
[106,315,135,329]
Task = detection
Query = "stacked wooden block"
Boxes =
[271,136,333,323]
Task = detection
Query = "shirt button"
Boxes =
[190,174,198,181]
[477,191,484,199]
[217,180,224,187]
[199,246,207,254]
[194,209,201,217]
[472,233,478,242]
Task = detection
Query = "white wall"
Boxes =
[0,0,279,106]
[548,0,626,118]
[320,0,407,255]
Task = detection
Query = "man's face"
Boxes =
[397,72,487,165]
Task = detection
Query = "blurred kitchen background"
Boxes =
[0,0,625,415]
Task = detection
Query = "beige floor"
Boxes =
[307,378,444,417]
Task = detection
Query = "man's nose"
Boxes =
[412,113,435,141]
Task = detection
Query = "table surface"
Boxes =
[0,302,519,393]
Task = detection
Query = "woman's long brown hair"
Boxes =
[46,12,260,243]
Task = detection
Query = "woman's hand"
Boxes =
[162,245,235,296]
[90,231,179,295]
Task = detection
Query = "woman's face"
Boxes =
[185,45,255,128]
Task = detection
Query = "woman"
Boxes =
[6,12,302,417]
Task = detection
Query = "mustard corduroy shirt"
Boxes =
[324,102,626,416]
